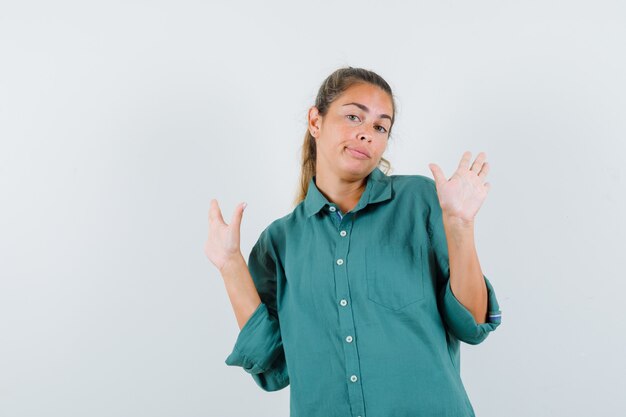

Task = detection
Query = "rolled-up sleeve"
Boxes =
[425,178,503,345]
[440,274,502,345]
[224,228,289,391]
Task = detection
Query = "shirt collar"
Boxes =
[304,166,393,218]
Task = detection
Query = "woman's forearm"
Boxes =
[442,214,488,324]
[220,254,262,331]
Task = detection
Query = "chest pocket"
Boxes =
[365,244,425,310]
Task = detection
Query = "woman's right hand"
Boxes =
[204,199,247,273]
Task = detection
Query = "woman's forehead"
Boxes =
[334,85,393,119]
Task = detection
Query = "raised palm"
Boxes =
[205,199,247,271]
[428,151,491,223]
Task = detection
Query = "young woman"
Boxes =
[205,66,502,417]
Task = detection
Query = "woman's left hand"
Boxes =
[428,151,491,224]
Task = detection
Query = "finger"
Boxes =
[229,203,246,242]
[470,151,487,173]
[209,199,226,226]
[428,163,447,188]
[230,202,247,231]
[457,150,472,171]
[478,161,490,180]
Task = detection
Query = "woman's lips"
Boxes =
[346,147,369,159]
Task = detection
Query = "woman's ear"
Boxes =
[308,106,322,137]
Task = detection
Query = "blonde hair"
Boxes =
[293,66,397,208]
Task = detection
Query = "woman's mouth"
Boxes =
[346,147,369,159]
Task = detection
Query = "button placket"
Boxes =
[331,212,366,417]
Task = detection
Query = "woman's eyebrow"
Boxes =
[342,102,392,121]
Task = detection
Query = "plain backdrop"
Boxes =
[1,1,625,416]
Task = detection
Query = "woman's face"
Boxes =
[309,83,393,180]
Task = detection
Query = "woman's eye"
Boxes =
[347,115,387,133]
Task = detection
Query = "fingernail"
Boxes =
[242,202,247,210]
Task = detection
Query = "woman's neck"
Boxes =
[314,171,367,215]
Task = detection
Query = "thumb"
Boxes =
[428,163,447,188]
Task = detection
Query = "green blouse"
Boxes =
[225,166,502,417]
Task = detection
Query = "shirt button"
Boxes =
[340,230,347,237]
[329,206,336,212]
[345,335,353,343]
[350,375,358,382]
[340,299,347,306]
[336,258,344,265]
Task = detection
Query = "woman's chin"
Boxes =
[340,159,372,177]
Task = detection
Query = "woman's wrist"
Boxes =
[219,252,246,279]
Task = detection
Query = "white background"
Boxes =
[1,1,625,416]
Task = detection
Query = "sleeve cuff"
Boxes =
[224,302,283,374]
[441,275,502,345]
